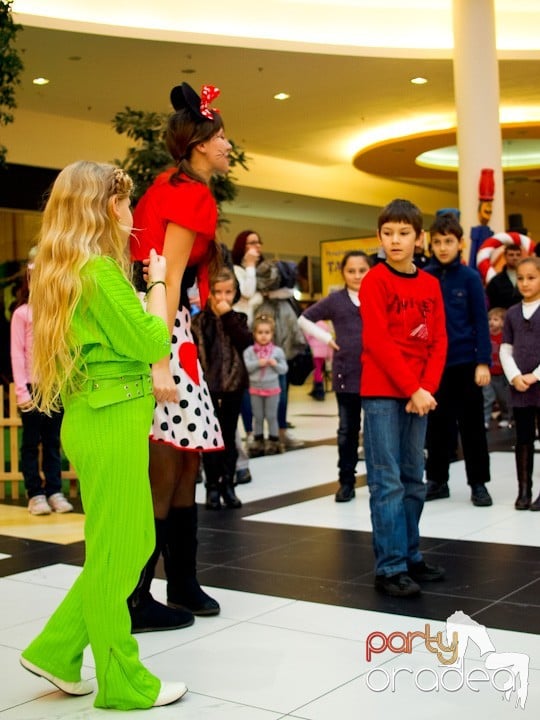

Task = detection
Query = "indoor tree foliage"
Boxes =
[112,107,249,215]
[0,0,24,167]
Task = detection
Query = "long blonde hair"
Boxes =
[30,161,133,413]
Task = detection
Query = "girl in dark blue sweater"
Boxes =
[299,251,371,502]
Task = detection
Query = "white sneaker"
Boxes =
[20,656,93,696]
[497,420,511,428]
[48,493,74,513]
[28,495,51,515]
[153,681,188,706]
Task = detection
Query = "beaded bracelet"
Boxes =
[145,280,166,298]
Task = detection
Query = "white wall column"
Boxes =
[452,0,504,259]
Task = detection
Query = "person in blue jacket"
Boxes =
[424,213,493,507]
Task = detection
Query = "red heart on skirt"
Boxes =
[178,342,200,386]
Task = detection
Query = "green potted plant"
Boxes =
[0,0,24,167]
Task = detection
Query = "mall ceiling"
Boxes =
[10,15,540,235]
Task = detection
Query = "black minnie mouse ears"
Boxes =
[170,82,221,122]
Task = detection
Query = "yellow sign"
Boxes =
[320,237,379,295]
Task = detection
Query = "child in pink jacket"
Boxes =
[10,256,73,515]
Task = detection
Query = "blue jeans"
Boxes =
[362,397,427,577]
[277,372,288,429]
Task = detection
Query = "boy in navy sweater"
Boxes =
[424,213,493,506]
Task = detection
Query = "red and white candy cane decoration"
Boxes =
[476,232,536,284]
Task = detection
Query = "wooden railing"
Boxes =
[0,384,78,500]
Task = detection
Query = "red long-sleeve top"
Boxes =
[359,262,447,399]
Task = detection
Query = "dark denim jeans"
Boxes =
[336,392,362,487]
[20,407,63,498]
[363,397,427,577]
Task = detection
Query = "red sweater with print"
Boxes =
[359,262,447,398]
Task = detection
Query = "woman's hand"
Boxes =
[151,360,179,403]
[243,247,260,267]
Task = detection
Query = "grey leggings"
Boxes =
[251,393,280,437]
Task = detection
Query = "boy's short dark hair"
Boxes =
[378,199,423,236]
[429,212,464,241]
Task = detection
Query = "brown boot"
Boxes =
[530,493,540,511]
[248,436,265,458]
[515,444,533,510]
[264,437,282,455]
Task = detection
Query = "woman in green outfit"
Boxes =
[20,161,186,709]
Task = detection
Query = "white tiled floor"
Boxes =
[1,388,539,717]
[245,452,540,548]
[1,566,539,718]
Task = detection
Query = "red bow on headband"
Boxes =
[200,85,221,119]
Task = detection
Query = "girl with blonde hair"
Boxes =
[20,160,186,709]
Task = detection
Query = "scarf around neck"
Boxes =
[253,341,275,359]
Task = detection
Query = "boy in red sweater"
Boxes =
[483,307,512,428]
[360,199,447,597]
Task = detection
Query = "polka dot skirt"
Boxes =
[150,307,224,452]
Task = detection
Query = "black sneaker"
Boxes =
[407,560,445,582]
[425,481,450,501]
[335,485,355,503]
[471,483,493,507]
[375,572,421,597]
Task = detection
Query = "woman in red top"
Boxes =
[130,82,231,632]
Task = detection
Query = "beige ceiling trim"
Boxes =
[354,123,540,180]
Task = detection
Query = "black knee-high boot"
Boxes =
[515,444,533,510]
[164,505,220,616]
[128,518,195,632]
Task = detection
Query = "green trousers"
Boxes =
[22,391,161,710]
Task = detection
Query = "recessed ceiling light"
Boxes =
[274,92,290,101]
[410,77,428,85]
[32,77,49,85]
